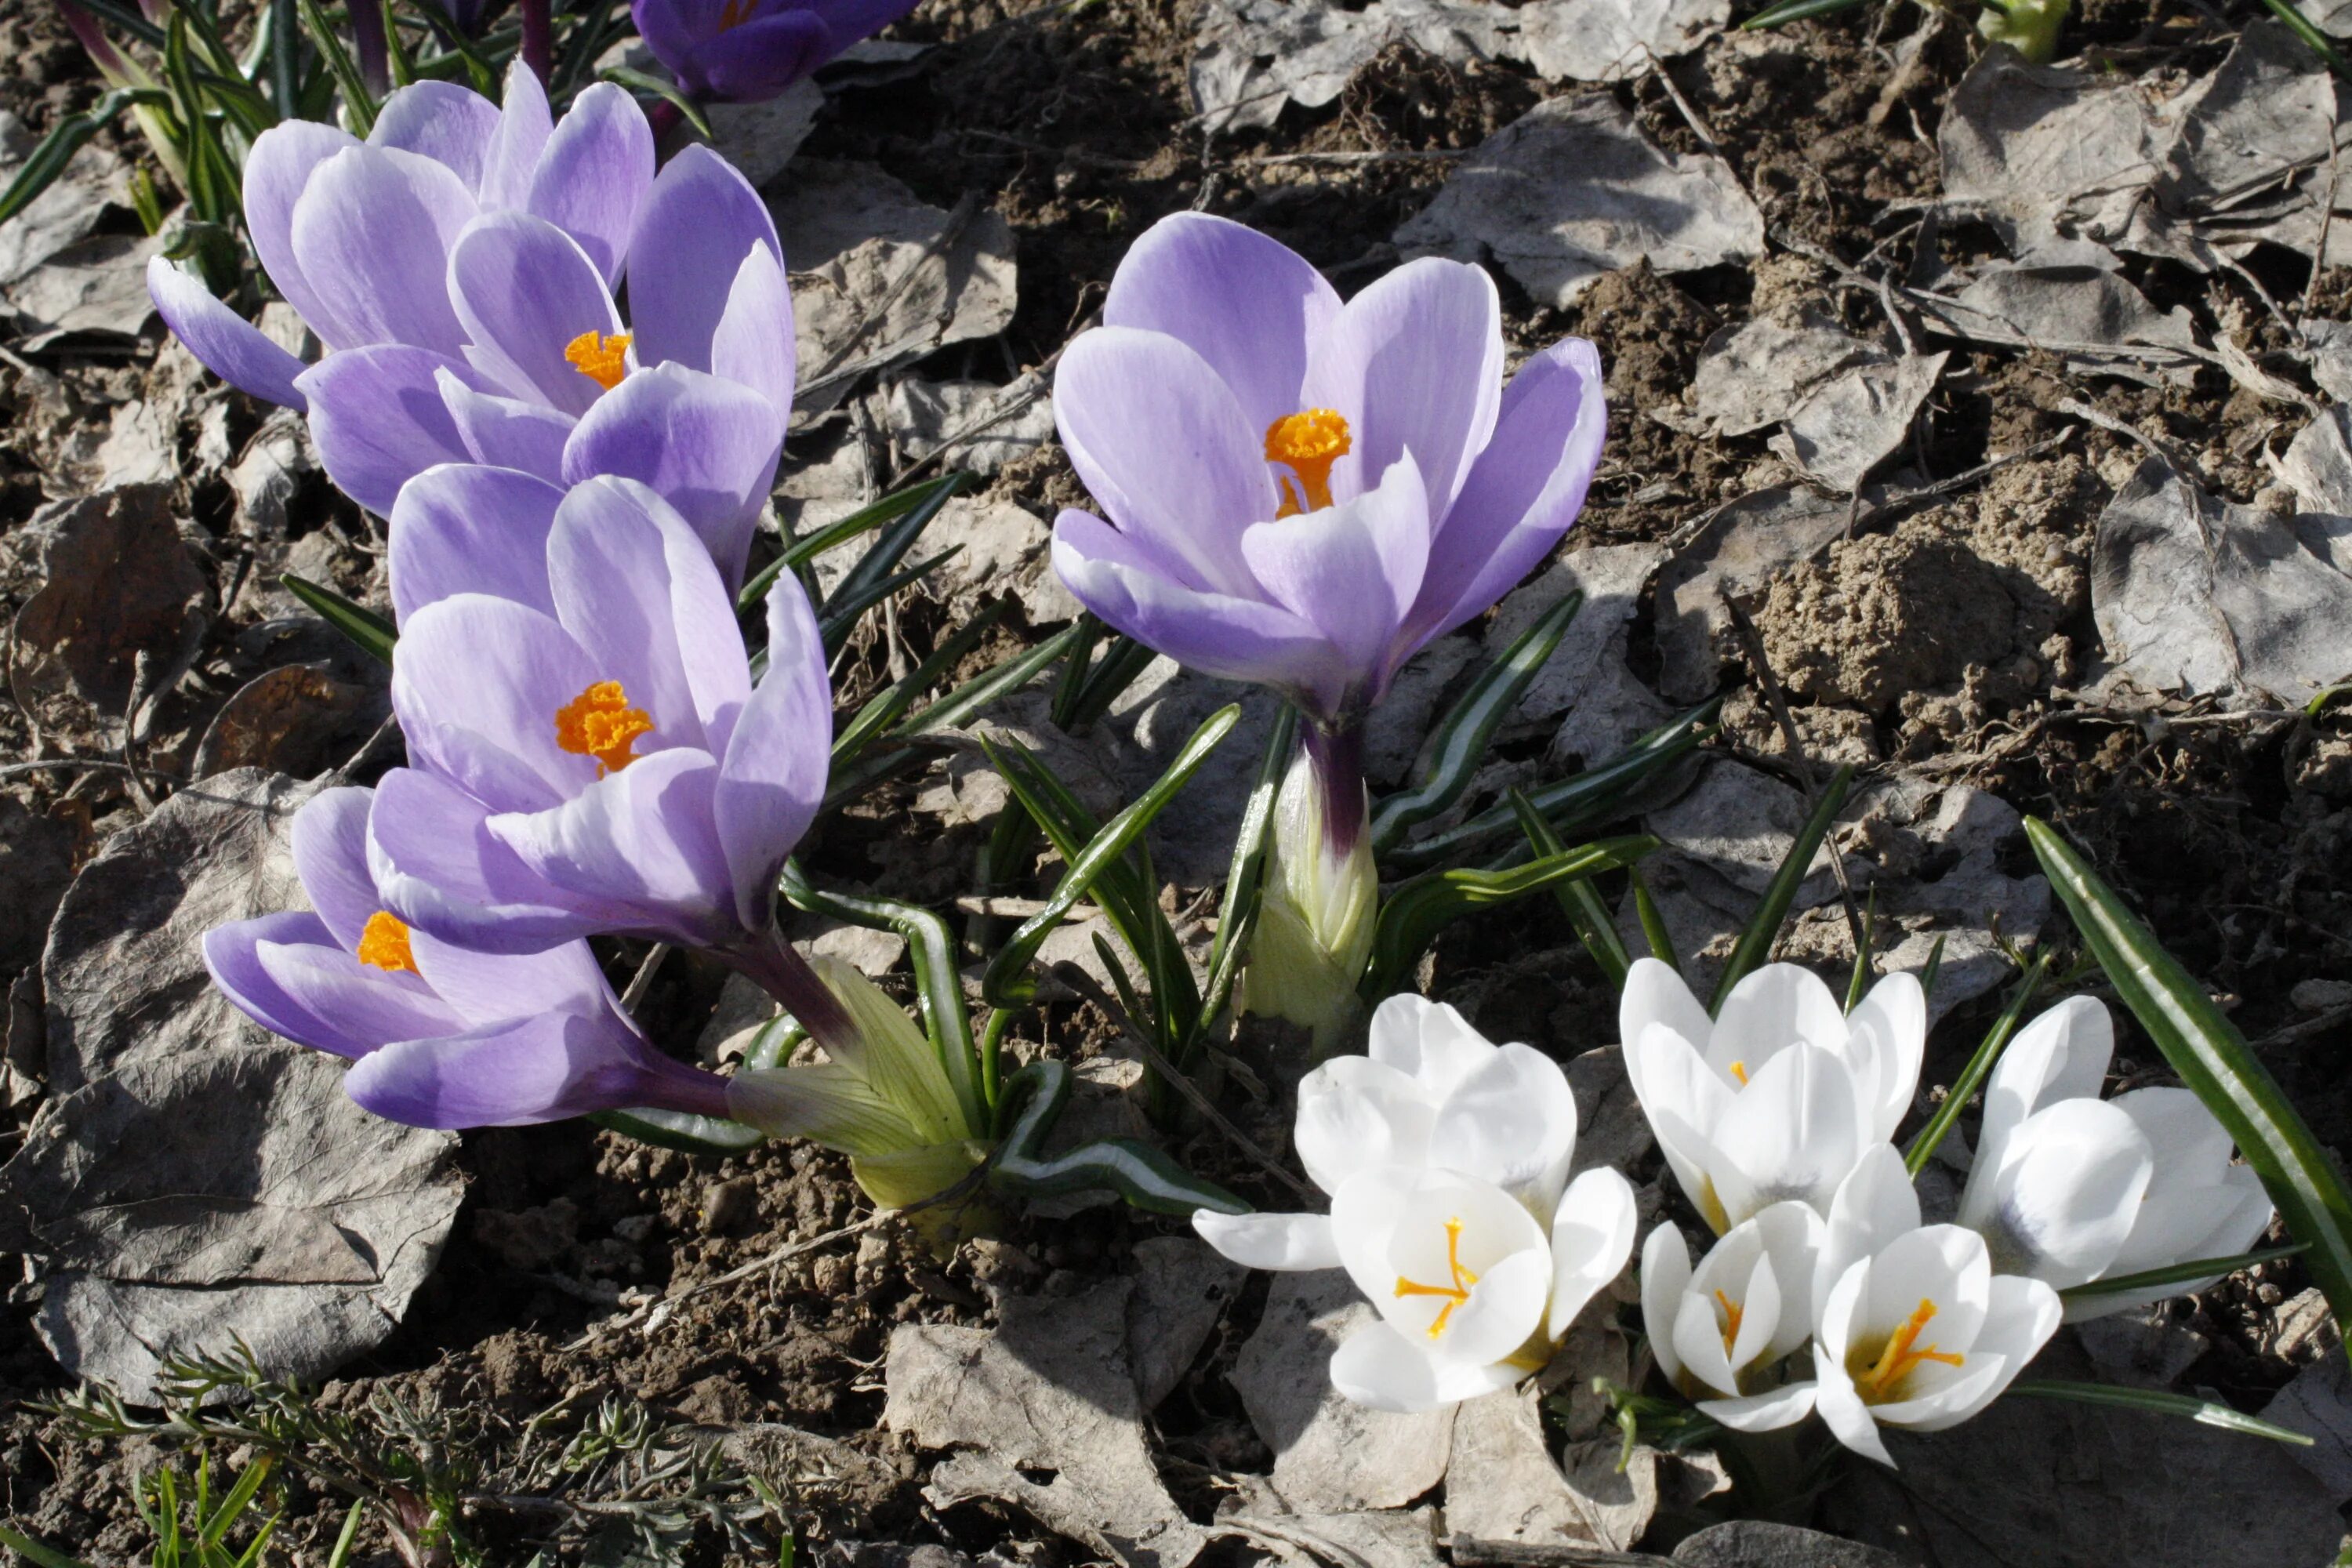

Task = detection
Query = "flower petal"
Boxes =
[367,79,502,192]
[524,82,654,285]
[1329,1320,1521,1414]
[1430,1040,1578,1217]
[480,58,552,212]
[1240,453,1432,709]
[1981,995,2114,1171]
[625,143,783,372]
[486,746,736,946]
[437,370,576,480]
[1641,1223,1693,1388]
[1192,1210,1342,1272]
[1367,992,1495,1095]
[1617,956,1714,1099]
[343,1007,724,1127]
[1747,1200,1828,1363]
[1546,1166,1637,1341]
[388,461,565,624]
[368,767,622,952]
[253,939,467,1054]
[1295,1056,1436,1196]
[561,361,783,588]
[289,785,389,951]
[670,11,832,101]
[296,346,491,515]
[1713,1042,1865,1221]
[1712,963,1849,1079]
[449,211,621,416]
[1818,1142,1920,1310]
[394,594,601,809]
[710,240,796,420]
[714,572,829,932]
[1962,1097,2153,1289]
[1103,212,1342,437]
[147,258,308,409]
[408,931,611,1027]
[205,913,355,1054]
[1700,1381,1820,1434]
[1844,970,1927,1145]
[289,144,477,355]
[241,119,361,343]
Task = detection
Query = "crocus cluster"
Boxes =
[150,64,791,583]
[1050,213,1608,1041]
[1621,961,2274,1465]
[633,0,920,103]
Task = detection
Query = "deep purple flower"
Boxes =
[365,470,830,970]
[205,785,730,1127]
[148,65,793,583]
[633,0,918,103]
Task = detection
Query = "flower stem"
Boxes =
[349,0,390,96]
[724,926,861,1057]
[633,1049,735,1122]
[517,0,552,88]
[1302,719,1366,860]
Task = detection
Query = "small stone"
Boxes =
[702,1177,758,1236]
[1674,1519,1909,1566]
[2291,978,2352,1012]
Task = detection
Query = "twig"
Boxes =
[0,756,180,785]
[1227,147,1472,166]
[1642,45,1721,155]
[1048,959,1316,1205]
[620,944,672,1011]
[557,1213,891,1353]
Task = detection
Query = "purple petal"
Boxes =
[525,82,654,285]
[1300,256,1501,514]
[714,573,829,931]
[147,257,308,409]
[296,346,492,515]
[205,912,354,1054]
[1051,509,1345,708]
[1406,336,1606,649]
[481,58,553,211]
[560,361,782,589]
[1053,325,1277,600]
[811,0,922,54]
[630,0,722,87]
[448,211,621,416]
[624,143,782,374]
[367,80,503,193]
[1104,212,1341,438]
[254,939,469,1054]
[368,767,626,952]
[1240,453,1431,707]
[437,369,575,480]
[289,784,387,951]
[388,462,566,624]
[408,930,612,1027]
[343,1006,728,1127]
[545,477,733,756]
[486,746,739,946]
[241,120,362,345]
[289,144,477,355]
[710,241,795,421]
[393,594,604,811]
[673,11,831,101]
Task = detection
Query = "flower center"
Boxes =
[564,329,632,391]
[1850,1297,1965,1403]
[357,910,417,974]
[1265,408,1350,517]
[717,0,755,26]
[1714,1289,1745,1359]
[1394,1215,1480,1340]
[555,680,655,775]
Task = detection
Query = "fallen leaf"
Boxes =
[1515,0,1728,82]
[1773,352,1949,494]
[1127,1235,1247,1410]
[0,109,125,287]
[1189,0,1510,132]
[190,661,387,780]
[5,231,164,347]
[10,484,208,717]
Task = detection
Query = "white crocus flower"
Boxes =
[1619,959,1925,1235]
[1812,1145,2061,1466]
[1194,995,1638,1414]
[1641,1200,1825,1432]
[1956,996,2273,1321]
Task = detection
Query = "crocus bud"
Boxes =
[1244,726,1376,1050]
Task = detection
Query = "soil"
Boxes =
[3,0,2351,1560]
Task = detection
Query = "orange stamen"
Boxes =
[1394,1217,1480,1340]
[555,681,655,775]
[1714,1289,1745,1358]
[1729,1060,1749,1086]
[564,329,632,391]
[1265,408,1351,517]
[357,910,418,974]
[1853,1298,1965,1403]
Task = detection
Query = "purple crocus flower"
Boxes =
[633,0,919,103]
[1049,213,1606,1039]
[147,64,793,583]
[206,785,731,1127]
[363,469,859,1047]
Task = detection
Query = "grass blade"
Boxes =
[2060,1243,2307,1305]
[599,64,711,138]
[989,1060,1249,1216]
[281,572,396,663]
[2006,1379,2314,1445]
[1744,0,1871,27]
[1510,787,1629,988]
[0,88,143,227]
[1363,836,1659,1000]
[1629,866,1680,972]
[1197,704,1298,1040]
[1370,590,1582,856]
[2027,816,2352,1335]
[833,600,1010,768]
[1708,764,1853,1014]
[1904,950,2051,1177]
[0,1524,93,1568]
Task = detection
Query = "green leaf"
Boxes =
[1743,0,1871,27]
[747,473,970,601]
[268,0,303,122]
[779,866,987,1133]
[1708,764,1853,1014]
[832,599,1011,768]
[2060,1243,2307,1305]
[1511,787,1629,989]
[0,1523,95,1568]
[299,0,378,131]
[325,1502,365,1568]
[1904,951,2051,1177]
[198,1454,272,1548]
[587,1105,764,1155]
[1363,836,1660,1000]
[982,706,1240,1015]
[281,572,396,664]
[1385,699,1719,870]
[2006,1379,2314,1446]
[814,471,970,623]
[1052,628,1157,733]
[1197,704,1299,1038]
[598,64,712,139]
[1370,590,1582,856]
[1629,866,1680,972]
[0,89,146,229]
[988,1061,1249,1216]
[2028,816,2352,1337]
[817,547,960,655]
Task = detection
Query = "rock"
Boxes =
[1446,1385,1657,1555]
[1396,94,1765,309]
[706,78,825,190]
[1653,487,1850,704]
[1486,542,1673,767]
[9,485,207,720]
[886,1278,1207,1568]
[1127,1236,1247,1410]
[1230,1271,1453,1512]
[2074,1310,2210,1390]
[1674,1520,1909,1567]
[2263,1345,2352,1502]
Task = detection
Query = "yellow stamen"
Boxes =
[357,910,417,974]
[555,680,655,775]
[564,329,632,391]
[717,0,754,26]
[1265,408,1351,517]
[1714,1289,1745,1358]
[1394,1216,1480,1340]
[1852,1298,1965,1403]
[1729,1060,1749,1086]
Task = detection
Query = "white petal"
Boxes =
[1713,1043,1864,1219]
[1192,1209,1341,1271]
[1618,957,1712,1096]
[1964,1098,2152,1288]
[1728,1250,1782,1373]
[2112,1086,2232,1195]
[1439,1248,1554,1368]
[1671,1290,1740,1399]
[1845,971,1926,1145]
[1861,1225,1991,1352]
[1546,1167,1638,1341]
[1330,1167,1422,1308]
[1748,1200,1829,1363]
[1406,996,1498,1101]
[1819,1144,1919,1311]
[1295,1056,1436,1193]
[1712,962,1849,1080]
[1980,995,2113,1170]
[1700,1380,1819,1433]
[1633,1021,1737,1224]
[1329,1320,1520,1414]
[1640,1222,1693,1388]
[1812,1347,1896,1466]
[1881,1274,2058,1431]
[1431,1041,1578,1218]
